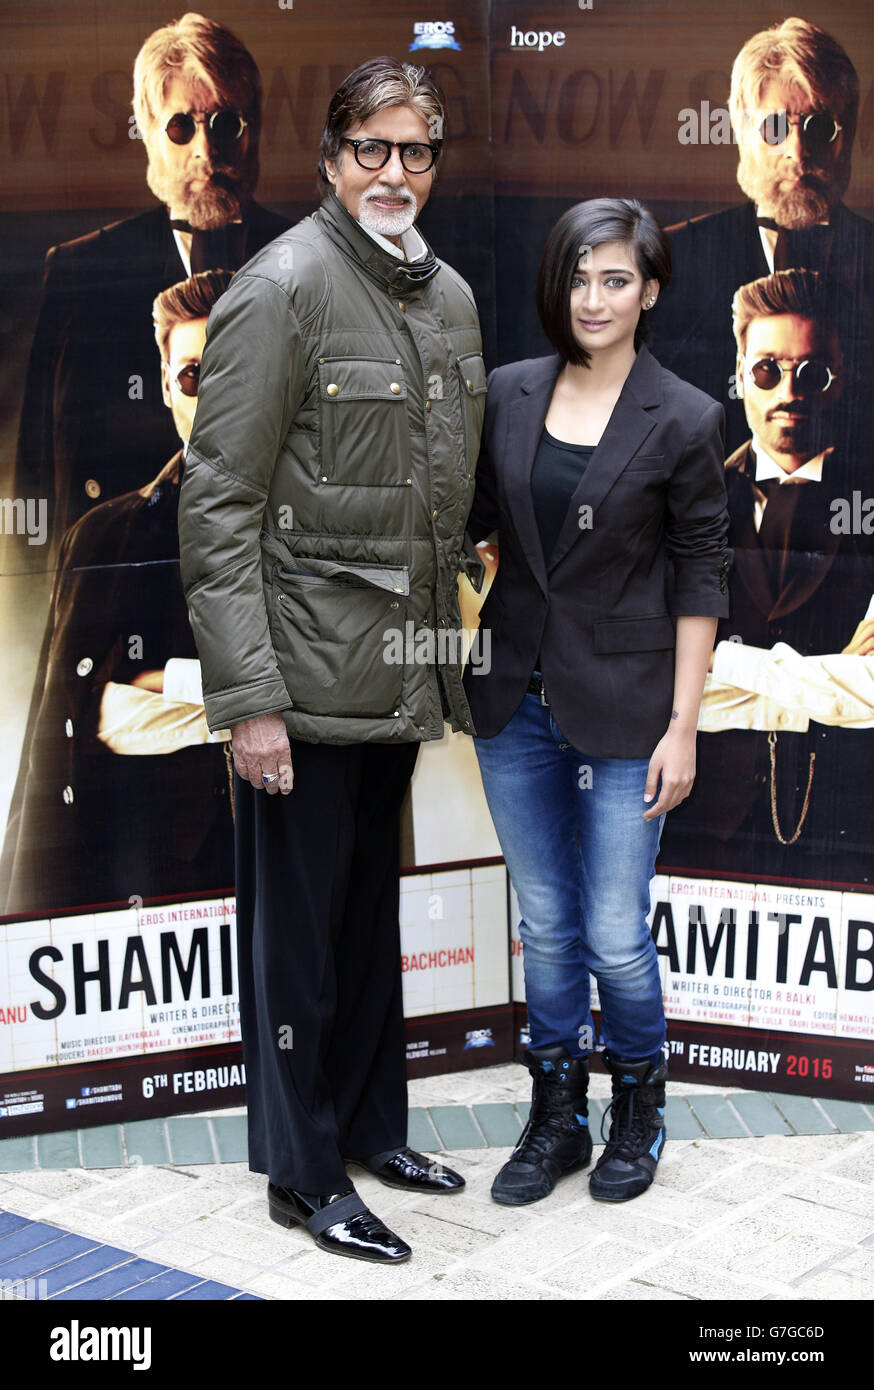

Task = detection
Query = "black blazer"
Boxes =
[463,344,731,758]
[7,199,291,567]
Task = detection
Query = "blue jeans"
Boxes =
[474,692,666,1066]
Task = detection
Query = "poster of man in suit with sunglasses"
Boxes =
[650,17,874,459]
[0,272,236,916]
[3,11,290,574]
[659,267,874,885]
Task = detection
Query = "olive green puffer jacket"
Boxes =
[179,191,486,745]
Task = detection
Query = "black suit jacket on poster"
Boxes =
[649,201,874,457]
[7,200,290,568]
[0,450,233,917]
[660,440,874,880]
[463,345,731,758]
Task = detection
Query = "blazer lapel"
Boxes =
[548,343,660,573]
[504,355,562,597]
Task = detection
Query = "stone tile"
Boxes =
[244,1271,349,1300]
[602,1280,691,1300]
[724,1132,862,1166]
[181,1253,265,1289]
[816,1099,874,1133]
[170,1215,303,1265]
[760,1194,874,1247]
[36,1132,80,1170]
[462,1219,610,1281]
[472,1103,523,1147]
[737,1231,852,1283]
[686,1094,749,1139]
[406,1108,441,1153]
[636,1256,792,1302]
[122,1121,171,1166]
[1,1170,105,1200]
[664,1098,707,1140]
[209,1117,248,1164]
[129,1236,216,1270]
[828,1245,874,1281]
[654,1139,749,1193]
[730,1092,794,1136]
[691,1159,799,1206]
[579,1184,727,1234]
[823,1135,874,1185]
[406,1193,540,1239]
[427,1106,486,1150]
[779,1170,874,1221]
[406,1268,567,1300]
[0,1137,38,1172]
[767,1094,835,1135]
[793,1268,874,1300]
[166,1117,215,1166]
[79,1126,124,1169]
[540,1236,655,1294]
[379,1209,494,1257]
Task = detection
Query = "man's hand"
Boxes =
[643,726,697,820]
[842,618,874,656]
[230,712,294,794]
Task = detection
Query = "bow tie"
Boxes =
[169,217,246,273]
[756,217,832,272]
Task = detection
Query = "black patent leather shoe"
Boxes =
[347,1146,465,1193]
[267,1183,411,1263]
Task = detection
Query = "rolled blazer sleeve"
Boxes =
[664,399,732,618]
[178,270,305,732]
[465,368,500,544]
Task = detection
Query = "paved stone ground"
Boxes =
[2,1065,873,1301]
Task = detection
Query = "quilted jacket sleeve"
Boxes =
[178,270,305,732]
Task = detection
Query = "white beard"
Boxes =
[358,190,417,239]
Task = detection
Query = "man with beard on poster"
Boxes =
[5,11,289,568]
[0,271,235,917]
[651,18,873,457]
[660,269,874,886]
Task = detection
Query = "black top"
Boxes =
[531,426,595,566]
[530,426,595,675]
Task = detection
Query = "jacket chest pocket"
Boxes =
[456,353,487,480]
[318,358,411,488]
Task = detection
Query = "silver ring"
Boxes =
[262,772,279,784]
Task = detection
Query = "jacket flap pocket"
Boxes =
[593,614,675,654]
[278,556,410,595]
[457,353,488,397]
[318,358,407,402]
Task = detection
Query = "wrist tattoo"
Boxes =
[671,708,680,721]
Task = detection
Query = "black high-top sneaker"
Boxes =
[491,1044,592,1206]
[589,1052,668,1202]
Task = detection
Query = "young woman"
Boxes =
[464,199,731,1206]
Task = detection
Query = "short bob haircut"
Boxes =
[318,57,446,195]
[536,198,671,368]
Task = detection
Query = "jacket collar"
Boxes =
[506,344,663,593]
[314,190,440,295]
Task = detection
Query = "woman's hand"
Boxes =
[642,725,697,820]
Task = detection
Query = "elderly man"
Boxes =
[651,17,873,456]
[1,271,234,916]
[660,269,874,885]
[179,57,487,1263]
[8,11,288,566]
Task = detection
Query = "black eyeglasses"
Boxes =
[162,109,248,146]
[173,362,201,397]
[756,111,842,149]
[339,137,439,173]
[744,356,838,395]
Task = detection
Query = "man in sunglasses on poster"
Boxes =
[651,17,873,456]
[6,11,289,569]
[178,57,486,1263]
[0,272,235,916]
[660,268,874,884]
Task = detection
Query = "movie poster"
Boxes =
[1,0,872,1136]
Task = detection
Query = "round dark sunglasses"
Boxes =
[162,109,247,146]
[340,137,439,173]
[174,362,201,397]
[745,356,837,395]
[757,111,842,148]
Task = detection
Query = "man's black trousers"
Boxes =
[232,738,419,1192]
